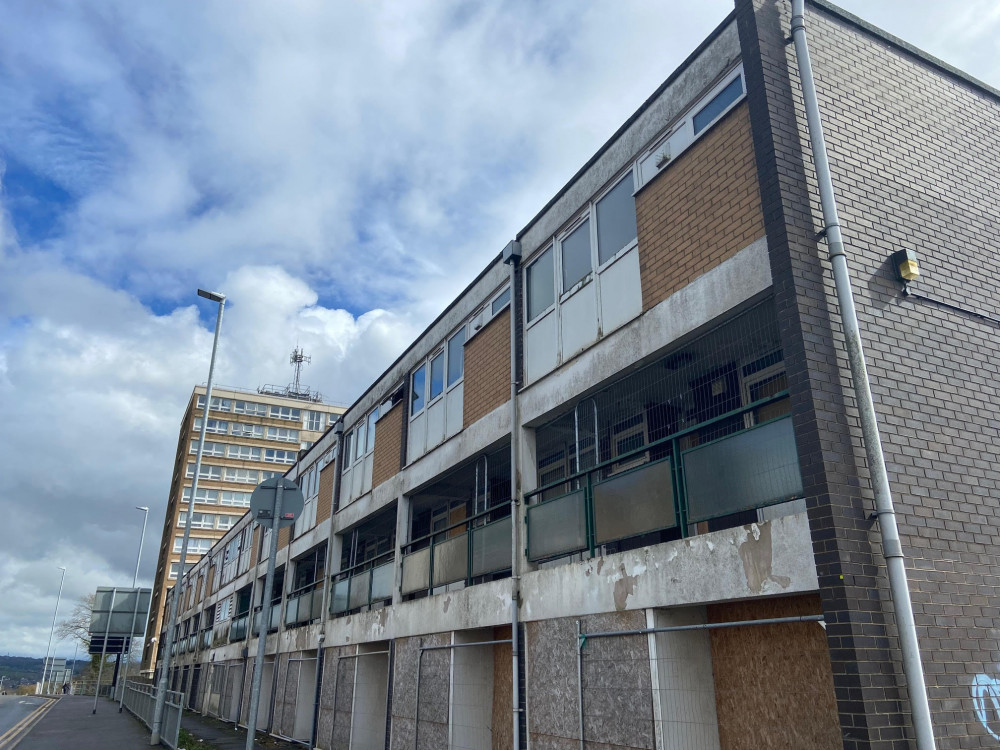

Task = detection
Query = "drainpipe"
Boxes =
[788,2,935,748]
[503,241,523,748]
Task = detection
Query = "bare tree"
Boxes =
[56,594,95,651]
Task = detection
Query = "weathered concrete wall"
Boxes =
[520,513,816,623]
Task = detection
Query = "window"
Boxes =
[693,75,745,134]
[194,418,229,435]
[267,426,299,443]
[355,421,367,461]
[224,467,259,484]
[561,219,592,289]
[182,488,219,504]
[306,411,325,431]
[365,408,378,453]
[411,365,426,415]
[261,470,282,481]
[233,400,267,416]
[220,491,251,507]
[197,396,233,412]
[217,515,237,531]
[232,423,264,439]
[168,562,195,579]
[269,405,301,421]
[174,537,214,555]
[445,333,466,388]
[186,463,222,480]
[190,440,226,457]
[526,247,555,321]
[265,449,297,464]
[342,431,354,471]
[429,352,445,400]
[179,512,214,529]
[595,174,637,264]
[491,288,511,315]
[227,445,261,461]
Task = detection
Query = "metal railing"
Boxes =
[400,504,512,598]
[122,680,183,750]
[285,580,325,626]
[331,552,394,615]
[526,396,802,563]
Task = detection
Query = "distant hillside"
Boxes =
[0,655,88,686]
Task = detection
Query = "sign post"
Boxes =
[244,478,303,750]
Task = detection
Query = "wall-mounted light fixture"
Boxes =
[892,249,920,285]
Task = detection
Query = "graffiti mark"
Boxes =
[972,673,1000,741]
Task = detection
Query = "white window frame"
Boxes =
[524,245,556,327]
[638,64,746,189]
[409,319,468,422]
[233,400,267,417]
[264,448,297,464]
[220,491,251,507]
[232,423,264,439]
[190,440,226,457]
[186,463,222,481]
[224,467,260,484]
[466,285,509,343]
[197,395,233,413]
[269,405,301,421]
[227,444,261,461]
[267,426,299,443]
[182,487,219,505]
[306,411,326,432]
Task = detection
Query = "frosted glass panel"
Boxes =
[471,516,512,576]
[401,548,430,595]
[349,569,371,610]
[371,562,394,601]
[432,534,468,587]
[685,417,802,522]
[527,490,587,561]
[593,458,676,544]
[331,579,349,614]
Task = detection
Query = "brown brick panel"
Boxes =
[372,401,404,488]
[463,309,511,429]
[278,526,289,551]
[636,101,764,312]
[317,462,335,524]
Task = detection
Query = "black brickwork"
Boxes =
[737,0,1000,747]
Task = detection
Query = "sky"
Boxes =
[0,0,997,660]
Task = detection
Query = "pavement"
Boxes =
[11,695,303,750]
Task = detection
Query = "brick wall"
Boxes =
[738,0,1000,746]
[463,309,511,428]
[372,402,404,488]
[317,462,335,525]
[278,526,289,551]
[636,101,764,312]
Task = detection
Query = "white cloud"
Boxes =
[0,0,996,657]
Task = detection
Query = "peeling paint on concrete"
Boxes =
[442,596,451,614]
[613,564,639,611]
[739,522,792,594]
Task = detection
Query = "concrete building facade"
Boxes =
[143,385,344,673]
[155,2,1000,747]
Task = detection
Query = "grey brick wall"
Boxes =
[738,0,1000,747]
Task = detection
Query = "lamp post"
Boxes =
[40,566,66,695]
[151,288,226,745]
[119,506,150,710]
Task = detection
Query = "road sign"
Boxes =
[249,477,304,528]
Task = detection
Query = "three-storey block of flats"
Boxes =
[157,1,1000,748]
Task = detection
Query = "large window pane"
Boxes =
[561,219,592,289]
[526,248,554,322]
[356,422,366,460]
[596,176,637,264]
[411,365,426,415]
[693,76,744,134]
[366,409,378,453]
[447,329,465,386]
[430,352,445,399]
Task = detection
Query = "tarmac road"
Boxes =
[0,694,54,749]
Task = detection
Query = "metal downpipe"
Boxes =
[789,1,935,747]
[507,256,523,748]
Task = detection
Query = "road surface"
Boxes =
[0,694,53,749]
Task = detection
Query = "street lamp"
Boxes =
[40,566,66,695]
[151,289,226,744]
[119,505,150,710]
